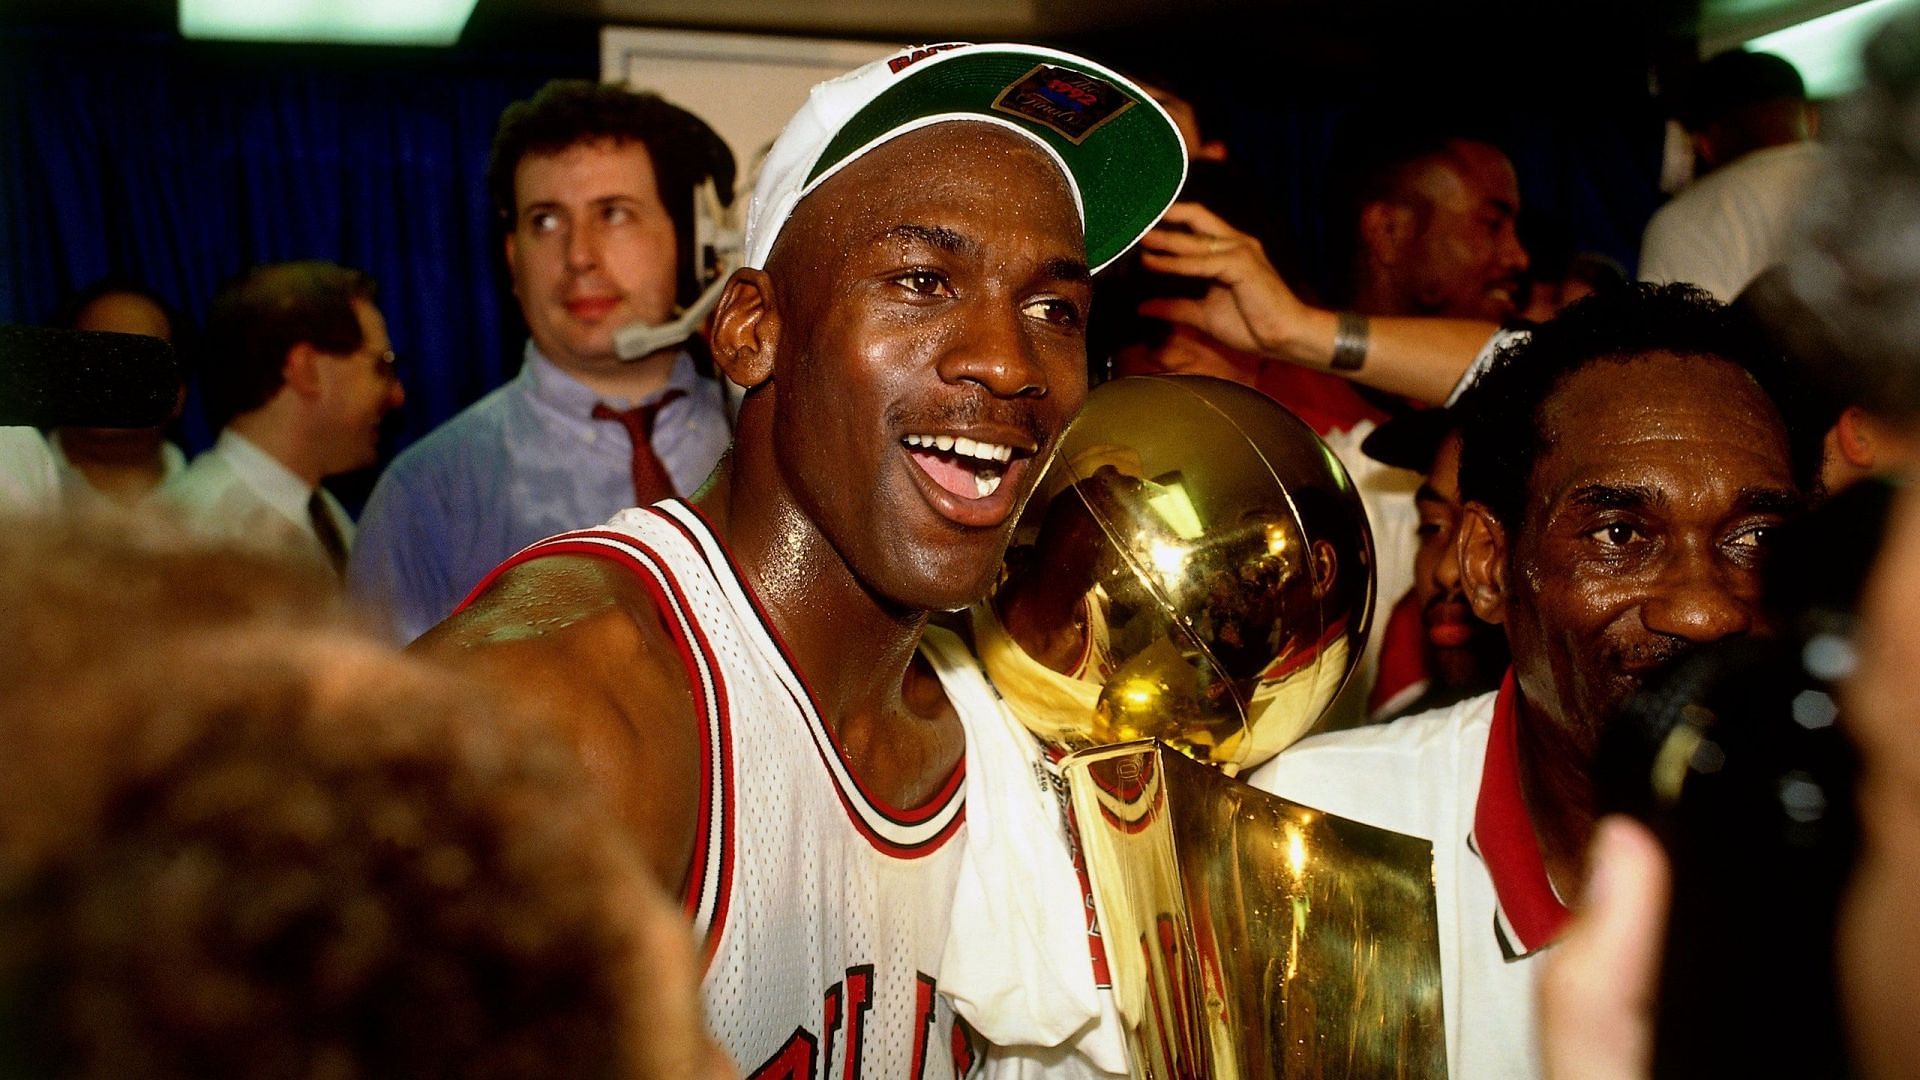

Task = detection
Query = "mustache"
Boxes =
[1612,636,1693,678]
[885,394,1050,448]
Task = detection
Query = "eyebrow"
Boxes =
[1568,483,1655,511]
[1566,482,1805,516]
[883,224,1090,285]
[519,194,640,215]
[1042,256,1093,286]
[885,223,976,256]
[1415,483,1448,505]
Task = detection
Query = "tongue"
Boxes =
[910,448,982,500]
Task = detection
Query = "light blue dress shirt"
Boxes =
[347,342,732,643]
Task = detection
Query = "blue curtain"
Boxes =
[0,28,595,505]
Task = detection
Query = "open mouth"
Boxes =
[902,432,1026,501]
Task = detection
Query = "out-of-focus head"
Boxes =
[203,261,403,473]
[488,80,735,370]
[60,279,174,343]
[1783,11,1920,1075]
[1335,122,1528,321]
[1678,49,1815,168]
[0,520,730,1080]
[1453,282,1810,754]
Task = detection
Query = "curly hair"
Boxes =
[486,80,736,308]
[0,518,666,1080]
[1453,281,1823,531]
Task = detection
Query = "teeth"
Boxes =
[976,472,1003,498]
[902,433,1019,463]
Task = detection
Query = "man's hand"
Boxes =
[1536,815,1670,1080]
[1135,201,1495,405]
[1136,202,1310,358]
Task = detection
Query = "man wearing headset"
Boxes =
[350,81,737,642]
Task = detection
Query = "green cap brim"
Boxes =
[808,48,1186,272]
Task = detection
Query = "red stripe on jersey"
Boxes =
[456,529,737,968]
[651,503,967,856]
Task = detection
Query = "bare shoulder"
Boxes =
[411,554,703,891]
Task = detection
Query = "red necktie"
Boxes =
[592,389,685,506]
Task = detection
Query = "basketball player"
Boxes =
[414,43,1185,1077]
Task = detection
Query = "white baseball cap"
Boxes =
[743,42,1187,274]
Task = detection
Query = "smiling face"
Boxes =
[748,121,1092,612]
[1396,140,1528,321]
[1470,351,1799,753]
[505,138,679,373]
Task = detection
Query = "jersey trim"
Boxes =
[653,499,967,858]
[1469,668,1570,957]
[455,527,737,966]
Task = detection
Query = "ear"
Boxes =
[709,268,779,391]
[503,230,524,294]
[1458,502,1511,626]
[1834,406,1877,469]
[1309,538,1338,598]
[282,342,324,401]
[1358,200,1417,266]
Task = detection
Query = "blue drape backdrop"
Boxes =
[1,24,1666,511]
[0,27,594,506]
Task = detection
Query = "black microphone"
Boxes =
[0,324,181,429]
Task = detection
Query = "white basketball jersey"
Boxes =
[477,500,975,1079]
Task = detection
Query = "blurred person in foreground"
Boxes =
[1540,14,1920,1079]
[0,516,728,1080]
[1252,283,1817,1077]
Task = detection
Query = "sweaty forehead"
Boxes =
[767,121,1080,271]
[1534,351,1792,489]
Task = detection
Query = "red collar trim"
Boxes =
[1470,669,1571,957]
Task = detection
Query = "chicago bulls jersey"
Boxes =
[469,499,975,1079]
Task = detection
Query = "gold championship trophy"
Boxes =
[976,376,1447,1078]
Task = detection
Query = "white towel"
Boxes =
[919,626,1129,1077]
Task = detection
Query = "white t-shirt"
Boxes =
[1639,141,1830,302]
[1247,672,1568,1079]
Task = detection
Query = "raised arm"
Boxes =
[410,555,704,894]
[1136,201,1501,405]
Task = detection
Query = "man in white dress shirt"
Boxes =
[164,261,405,576]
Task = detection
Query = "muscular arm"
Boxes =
[410,555,703,894]
[1136,202,1499,405]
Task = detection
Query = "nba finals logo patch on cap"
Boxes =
[991,65,1136,145]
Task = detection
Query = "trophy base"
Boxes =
[1062,739,1448,1079]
